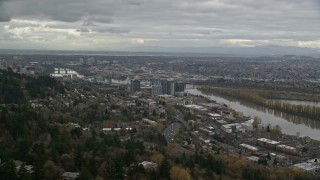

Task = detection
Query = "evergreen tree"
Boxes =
[78,167,92,180]
[159,158,170,179]
[0,160,18,180]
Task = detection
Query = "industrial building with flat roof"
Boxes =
[276,144,297,155]
[257,138,280,150]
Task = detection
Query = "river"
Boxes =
[186,89,320,140]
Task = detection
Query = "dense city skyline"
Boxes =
[0,0,320,53]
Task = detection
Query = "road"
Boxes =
[163,122,181,143]
[163,110,188,143]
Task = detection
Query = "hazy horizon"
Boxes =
[0,44,319,58]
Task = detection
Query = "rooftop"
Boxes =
[139,161,158,169]
[184,104,207,111]
[293,163,320,171]
[276,144,296,150]
[216,120,228,124]
[222,123,241,129]
[257,138,280,145]
[208,113,221,117]
[62,172,80,179]
[240,143,259,151]
[247,156,259,162]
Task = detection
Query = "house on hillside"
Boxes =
[139,161,158,170]
[61,172,80,180]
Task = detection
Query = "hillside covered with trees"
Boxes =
[0,69,64,104]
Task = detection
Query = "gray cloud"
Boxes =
[93,27,130,34]
[0,12,10,22]
[1,0,117,22]
[0,0,319,50]
[83,16,113,26]
[77,26,130,34]
[77,27,90,33]
[0,0,11,22]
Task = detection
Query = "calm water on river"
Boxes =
[186,89,320,140]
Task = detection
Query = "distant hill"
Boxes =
[125,45,320,57]
[0,45,319,57]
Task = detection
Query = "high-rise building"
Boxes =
[175,82,185,92]
[160,79,175,95]
[131,79,141,92]
[167,81,175,95]
[152,85,163,96]
[151,79,161,86]
[160,80,168,94]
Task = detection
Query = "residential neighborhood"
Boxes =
[1,53,320,179]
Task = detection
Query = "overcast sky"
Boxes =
[0,0,320,51]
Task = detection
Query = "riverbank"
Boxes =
[268,99,320,107]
